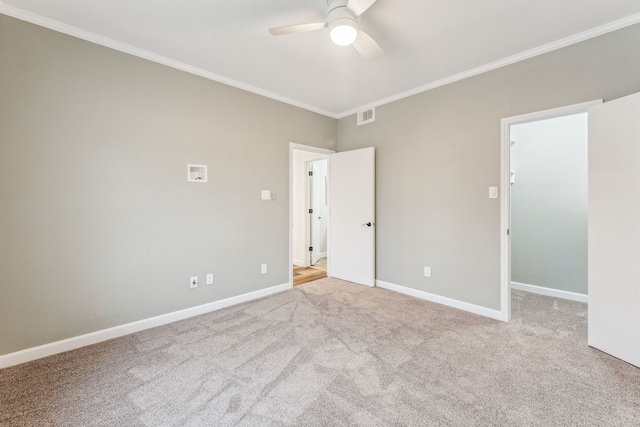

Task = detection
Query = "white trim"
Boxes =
[500,114,511,322]
[304,159,313,268]
[500,99,602,322]
[293,258,305,267]
[0,4,336,119]
[336,13,640,119]
[0,282,290,369]
[376,280,503,321]
[511,282,588,303]
[289,143,335,155]
[501,99,602,126]
[305,159,329,268]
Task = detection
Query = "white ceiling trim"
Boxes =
[337,12,640,119]
[2,3,640,120]
[0,3,338,118]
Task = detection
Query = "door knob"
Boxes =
[362,222,374,227]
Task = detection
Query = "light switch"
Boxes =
[261,190,271,200]
[489,187,498,199]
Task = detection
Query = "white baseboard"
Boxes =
[0,282,291,369]
[318,252,327,258]
[511,281,588,303]
[376,280,503,321]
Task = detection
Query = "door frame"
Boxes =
[307,158,328,266]
[499,99,602,321]
[289,143,335,287]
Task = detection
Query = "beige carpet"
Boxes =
[1,278,639,426]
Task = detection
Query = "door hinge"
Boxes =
[309,246,313,252]
[308,171,313,176]
[309,208,313,214]
[507,229,510,235]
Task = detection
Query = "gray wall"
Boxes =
[3,14,640,357]
[0,16,336,355]
[337,23,640,310]
[510,114,588,294]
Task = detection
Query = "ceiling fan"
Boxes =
[269,0,383,61]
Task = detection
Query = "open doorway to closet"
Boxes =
[291,145,332,286]
[510,113,589,298]
[500,100,600,321]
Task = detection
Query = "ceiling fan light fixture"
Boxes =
[330,18,358,46]
[268,0,383,60]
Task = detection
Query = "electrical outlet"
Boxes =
[261,264,267,274]
[206,274,214,285]
[424,267,431,278]
[190,276,198,289]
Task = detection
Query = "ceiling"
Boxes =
[2,0,640,118]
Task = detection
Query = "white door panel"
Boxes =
[329,147,375,287]
[588,92,640,367]
[311,162,322,265]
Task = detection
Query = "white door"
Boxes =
[329,147,375,287]
[310,161,322,265]
[588,92,640,368]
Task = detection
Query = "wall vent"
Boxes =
[357,107,375,126]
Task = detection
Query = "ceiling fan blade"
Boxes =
[346,0,377,16]
[352,30,383,61]
[269,22,327,36]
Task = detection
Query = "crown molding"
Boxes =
[2,3,639,121]
[336,12,640,119]
[0,3,338,119]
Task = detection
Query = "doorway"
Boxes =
[499,100,602,321]
[293,157,329,286]
[290,144,333,286]
[289,144,377,288]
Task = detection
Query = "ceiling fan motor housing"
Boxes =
[327,0,358,23]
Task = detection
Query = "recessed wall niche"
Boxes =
[187,164,207,182]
